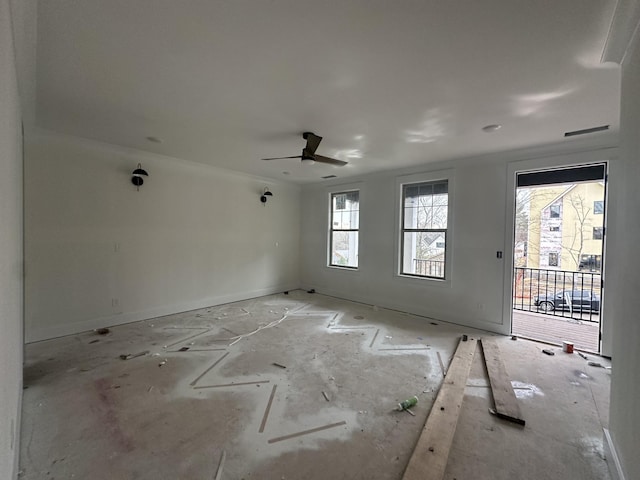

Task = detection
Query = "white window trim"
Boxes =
[326,182,362,271]
[394,169,454,286]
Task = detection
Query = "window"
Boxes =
[579,254,601,272]
[329,191,359,268]
[593,227,604,240]
[579,255,601,271]
[548,252,559,266]
[549,226,560,232]
[400,180,448,279]
[549,204,561,218]
[594,201,604,214]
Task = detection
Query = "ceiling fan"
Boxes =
[261,132,348,166]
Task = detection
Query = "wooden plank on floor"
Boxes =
[402,336,477,480]
[479,337,525,426]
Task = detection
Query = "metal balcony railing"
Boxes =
[413,259,445,278]
[513,267,601,323]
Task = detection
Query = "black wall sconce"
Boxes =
[131,163,149,191]
[260,187,273,204]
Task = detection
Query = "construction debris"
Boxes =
[272,362,287,369]
[267,421,346,444]
[96,328,110,335]
[322,391,330,402]
[480,338,526,426]
[588,361,611,369]
[259,385,278,433]
[402,337,477,480]
[190,352,230,386]
[178,347,190,352]
[436,352,447,377]
[119,350,149,361]
[397,396,418,411]
[542,349,555,356]
[578,352,589,360]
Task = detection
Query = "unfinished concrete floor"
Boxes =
[20,291,612,479]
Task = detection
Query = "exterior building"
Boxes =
[522,183,605,272]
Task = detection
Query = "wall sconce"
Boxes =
[131,163,149,191]
[260,187,273,204]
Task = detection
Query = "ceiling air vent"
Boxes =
[322,175,337,179]
[564,125,609,137]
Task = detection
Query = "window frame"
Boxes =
[327,187,360,270]
[395,170,454,284]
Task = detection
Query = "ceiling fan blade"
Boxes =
[313,155,348,167]
[304,132,323,155]
[261,155,302,161]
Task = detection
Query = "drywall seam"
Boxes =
[601,0,640,64]
[26,283,299,343]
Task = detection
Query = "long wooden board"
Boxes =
[480,338,525,426]
[402,336,477,480]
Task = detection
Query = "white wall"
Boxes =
[302,159,510,334]
[25,131,301,342]
[301,146,618,343]
[0,0,24,476]
[605,24,640,480]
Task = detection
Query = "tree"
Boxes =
[414,194,447,260]
[563,192,591,270]
[514,189,532,266]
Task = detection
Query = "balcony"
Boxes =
[413,259,445,278]
[512,267,601,352]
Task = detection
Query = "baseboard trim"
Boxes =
[604,428,626,480]
[300,284,508,336]
[26,284,299,343]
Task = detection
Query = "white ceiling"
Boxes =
[35,0,621,183]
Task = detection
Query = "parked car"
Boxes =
[533,290,600,313]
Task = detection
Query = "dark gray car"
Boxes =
[533,290,601,313]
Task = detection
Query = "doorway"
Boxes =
[510,164,607,353]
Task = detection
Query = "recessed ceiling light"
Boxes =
[146,136,162,143]
[482,124,502,133]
